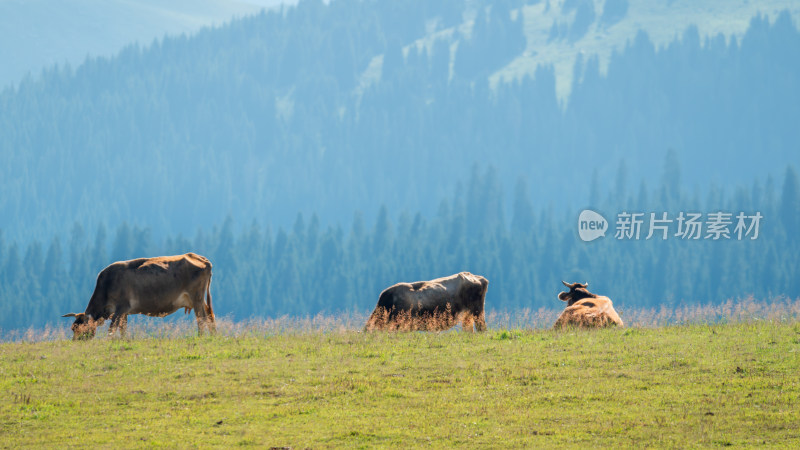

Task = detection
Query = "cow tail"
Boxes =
[205,274,215,319]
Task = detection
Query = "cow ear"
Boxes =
[62,313,78,318]
[558,292,570,301]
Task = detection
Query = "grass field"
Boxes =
[1,307,800,447]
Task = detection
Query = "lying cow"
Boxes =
[554,281,623,328]
[62,253,215,339]
[365,272,489,332]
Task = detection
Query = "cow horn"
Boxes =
[561,280,570,287]
[584,282,589,287]
[61,313,78,318]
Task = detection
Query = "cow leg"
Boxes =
[118,314,129,338]
[192,296,215,335]
[461,313,475,332]
[194,309,208,335]
[108,311,128,339]
[474,311,487,332]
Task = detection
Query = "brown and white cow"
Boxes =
[62,253,215,339]
[365,272,489,332]
[554,281,623,329]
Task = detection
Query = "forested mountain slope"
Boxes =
[1,0,798,242]
[3,162,799,333]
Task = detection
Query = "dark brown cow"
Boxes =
[62,253,215,339]
[365,272,489,332]
[554,281,623,329]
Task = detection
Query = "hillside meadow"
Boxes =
[1,302,799,448]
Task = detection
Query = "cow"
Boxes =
[554,281,623,329]
[365,272,489,332]
[62,253,215,340]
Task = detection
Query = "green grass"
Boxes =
[1,322,799,447]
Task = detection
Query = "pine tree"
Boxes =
[511,178,535,235]
[110,222,133,263]
[780,166,799,236]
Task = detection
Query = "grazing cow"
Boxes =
[365,272,489,332]
[554,281,623,328]
[62,253,215,340]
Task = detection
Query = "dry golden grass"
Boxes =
[489,296,800,329]
[364,305,487,332]
[3,297,799,342]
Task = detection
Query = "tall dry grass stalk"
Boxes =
[3,297,799,343]
[364,304,486,331]
[619,296,800,327]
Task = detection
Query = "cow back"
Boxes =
[85,253,211,318]
[554,296,623,328]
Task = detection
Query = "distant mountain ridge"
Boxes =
[0,0,291,90]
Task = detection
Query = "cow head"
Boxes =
[61,313,104,340]
[558,281,594,306]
